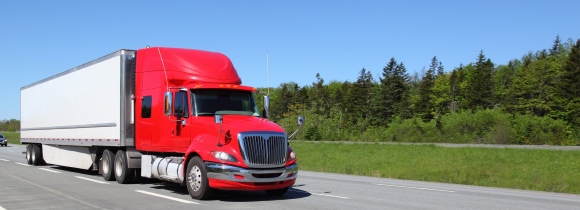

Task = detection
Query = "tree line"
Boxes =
[0,119,20,132]
[260,36,580,145]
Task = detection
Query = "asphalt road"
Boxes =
[1,144,579,210]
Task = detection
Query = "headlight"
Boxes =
[210,151,238,162]
[288,148,296,161]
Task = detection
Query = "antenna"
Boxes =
[157,47,169,92]
[266,51,270,95]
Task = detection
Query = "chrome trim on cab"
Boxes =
[238,132,288,168]
[206,163,298,183]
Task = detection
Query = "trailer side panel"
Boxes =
[20,50,135,147]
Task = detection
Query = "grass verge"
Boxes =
[290,141,580,194]
[1,131,20,144]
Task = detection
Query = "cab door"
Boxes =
[171,90,192,149]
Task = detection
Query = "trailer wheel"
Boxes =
[265,187,289,196]
[186,156,212,200]
[101,149,116,181]
[25,145,32,165]
[31,144,44,166]
[114,150,134,184]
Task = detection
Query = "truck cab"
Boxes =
[133,47,299,199]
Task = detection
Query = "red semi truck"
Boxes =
[20,47,303,200]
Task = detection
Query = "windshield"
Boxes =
[192,89,260,116]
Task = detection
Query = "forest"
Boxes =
[258,36,580,145]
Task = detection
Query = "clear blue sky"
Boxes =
[1,0,579,120]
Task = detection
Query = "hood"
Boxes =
[194,115,285,137]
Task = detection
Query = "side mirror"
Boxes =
[263,95,270,118]
[288,116,306,140]
[164,92,172,116]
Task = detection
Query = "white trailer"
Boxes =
[20,50,138,170]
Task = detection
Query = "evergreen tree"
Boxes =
[550,35,561,55]
[310,73,330,115]
[558,39,580,127]
[345,68,374,126]
[417,60,436,121]
[467,51,494,109]
[373,57,406,125]
[448,64,464,112]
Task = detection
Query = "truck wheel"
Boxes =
[101,149,116,181]
[31,144,44,166]
[186,156,212,200]
[25,145,32,164]
[114,150,134,184]
[265,187,289,196]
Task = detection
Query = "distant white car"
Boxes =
[0,134,7,146]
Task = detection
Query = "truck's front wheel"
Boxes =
[186,156,212,200]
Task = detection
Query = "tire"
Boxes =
[114,150,134,184]
[25,145,32,164]
[186,156,212,200]
[265,187,289,196]
[101,149,116,181]
[31,144,44,166]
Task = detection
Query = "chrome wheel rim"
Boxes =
[26,148,31,162]
[188,166,202,192]
[103,155,110,174]
[31,148,36,163]
[115,156,123,177]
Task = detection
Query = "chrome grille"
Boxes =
[238,132,287,168]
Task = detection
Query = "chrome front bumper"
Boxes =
[206,163,298,183]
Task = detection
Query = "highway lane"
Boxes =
[1,144,579,210]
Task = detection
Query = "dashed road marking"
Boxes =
[15,162,30,166]
[75,176,109,184]
[0,158,9,161]
[311,192,349,199]
[374,183,455,193]
[0,205,6,210]
[135,190,199,204]
[289,189,349,199]
[7,150,13,153]
[39,168,61,173]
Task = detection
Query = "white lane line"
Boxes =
[15,162,30,166]
[0,158,9,161]
[0,205,6,210]
[374,183,455,193]
[7,150,13,152]
[135,190,199,204]
[311,192,349,199]
[289,189,349,199]
[75,176,109,184]
[39,168,61,173]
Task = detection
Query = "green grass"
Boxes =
[1,131,20,144]
[290,141,580,194]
